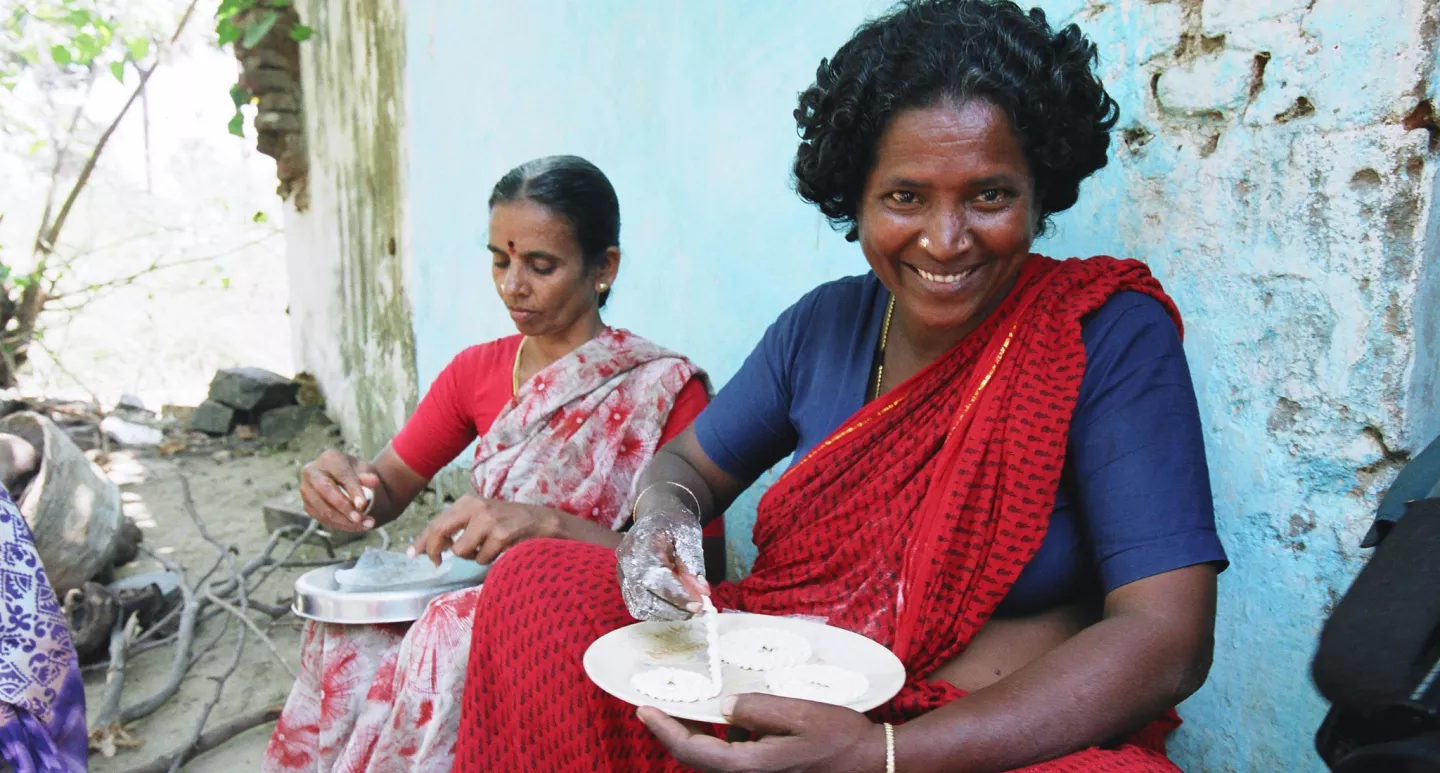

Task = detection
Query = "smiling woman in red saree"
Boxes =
[453,257,1202,773]
[455,2,1225,771]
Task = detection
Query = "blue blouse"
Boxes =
[693,272,1227,615]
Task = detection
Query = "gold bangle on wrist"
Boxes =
[883,722,895,773]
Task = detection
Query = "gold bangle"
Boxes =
[884,722,895,773]
[631,480,702,519]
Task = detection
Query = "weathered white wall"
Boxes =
[285,0,416,454]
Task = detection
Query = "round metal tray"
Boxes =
[292,562,487,625]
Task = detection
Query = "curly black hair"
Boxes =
[793,0,1118,240]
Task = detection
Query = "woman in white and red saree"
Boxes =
[262,156,713,773]
[452,3,1226,772]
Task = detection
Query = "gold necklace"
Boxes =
[511,337,527,396]
[872,295,895,402]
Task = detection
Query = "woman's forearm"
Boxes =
[554,508,624,549]
[896,617,1195,772]
[633,429,749,526]
[364,446,432,527]
[635,447,722,525]
[897,567,1217,773]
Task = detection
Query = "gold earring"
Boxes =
[597,283,609,293]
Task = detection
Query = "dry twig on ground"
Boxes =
[88,613,143,757]
[113,705,283,773]
[167,612,247,773]
[119,546,203,724]
[202,586,295,678]
[84,469,376,763]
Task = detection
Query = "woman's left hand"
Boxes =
[639,694,885,773]
[408,495,565,566]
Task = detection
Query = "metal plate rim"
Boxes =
[291,563,486,625]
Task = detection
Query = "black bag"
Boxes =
[1313,434,1440,771]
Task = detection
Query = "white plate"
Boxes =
[583,612,906,724]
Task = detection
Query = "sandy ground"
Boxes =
[82,421,443,772]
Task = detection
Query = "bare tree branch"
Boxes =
[119,546,201,724]
[202,587,296,678]
[31,68,99,257]
[114,706,282,773]
[32,0,203,259]
[27,336,101,406]
[92,612,141,730]
[128,553,225,649]
[46,230,280,308]
[169,619,246,773]
[3,0,204,387]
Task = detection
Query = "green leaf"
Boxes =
[289,23,312,42]
[217,18,242,45]
[242,11,280,48]
[25,139,45,155]
[65,9,90,27]
[73,33,99,63]
[227,112,245,137]
[221,277,231,289]
[126,38,149,61]
[216,0,248,20]
[110,61,125,82]
[229,84,251,107]
[252,210,268,223]
[50,45,71,65]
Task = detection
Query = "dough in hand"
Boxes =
[764,663,869,704]
[631,667,720,703]
[719,627,812,671]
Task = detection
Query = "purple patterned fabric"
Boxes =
[0,485,86,773]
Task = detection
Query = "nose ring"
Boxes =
[919,235,931,249]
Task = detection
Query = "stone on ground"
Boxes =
[190,400,238,436]
[208,367,300,411]
[259,405,313,442]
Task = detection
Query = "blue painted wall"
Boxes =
[403,1,1440,769]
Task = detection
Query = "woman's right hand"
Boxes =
[616,490,708,622]
[299,450,380,532]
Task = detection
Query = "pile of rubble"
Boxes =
[0,366,327,641]
[188,366,322,444]
[5,367,325,459]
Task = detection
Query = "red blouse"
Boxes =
[393,334,709,483]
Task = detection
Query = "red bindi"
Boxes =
[506,240,516,255]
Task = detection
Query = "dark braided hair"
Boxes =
[489,155,620,307]
[793,0,1118,240]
